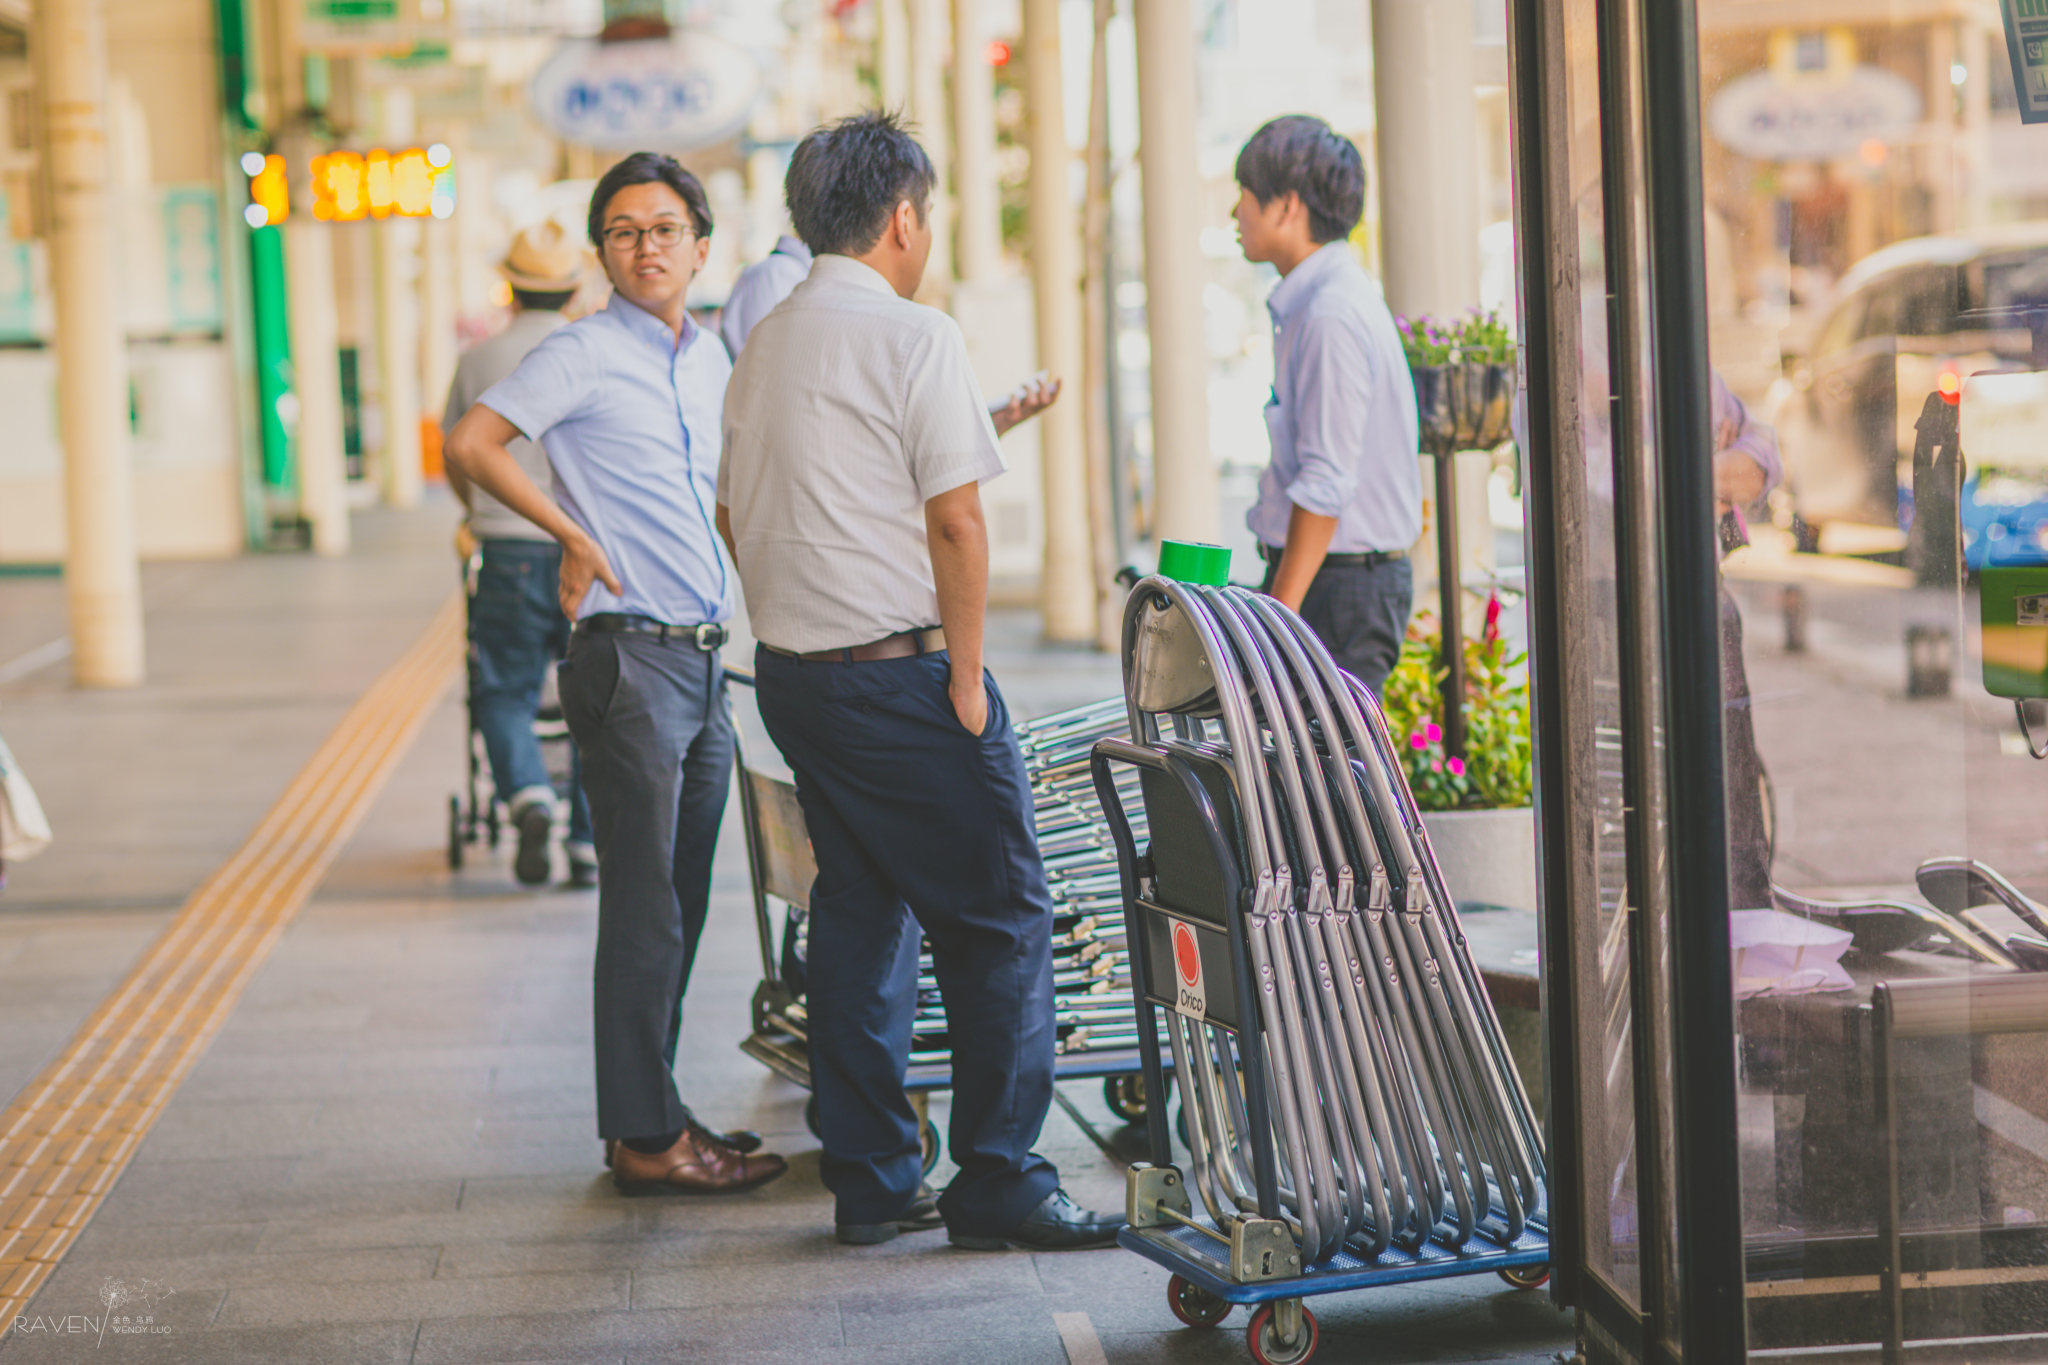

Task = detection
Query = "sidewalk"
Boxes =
[1,503,1574,1364]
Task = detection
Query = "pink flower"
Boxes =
[1410,732,1427,750]
[1425,722,1442,743]
[1484,595,1502,644]
[1448,757,1466,777]
[1430,759,1443,773]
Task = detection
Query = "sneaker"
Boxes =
[511,799,553,886]
[948,1188,1124,1252]
[836,1182,944,1245]
[565,854,598,889]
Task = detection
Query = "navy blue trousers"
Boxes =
[754,645,1060,1233]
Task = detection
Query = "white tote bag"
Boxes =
[0,732,52,863]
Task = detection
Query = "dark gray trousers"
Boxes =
[1260,555,1414,697]
[556,630,734,1141]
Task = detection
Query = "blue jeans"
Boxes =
[467,539,592,849]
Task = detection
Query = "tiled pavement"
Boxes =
[0,502,1575,1364]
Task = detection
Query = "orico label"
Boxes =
[1170,918,1207,1022]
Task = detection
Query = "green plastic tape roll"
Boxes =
[1157,539,1231,586]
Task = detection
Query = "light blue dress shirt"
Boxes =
[1246,242,1424,555]
[478,291,733,625]
[718,234,813,358]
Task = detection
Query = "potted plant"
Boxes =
[1398,310,1518,764]
[1381,596,1536,915]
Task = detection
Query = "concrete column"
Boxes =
[1961,20,1990,231]
[876,0,910,113]
[1131,0,1216,543]
[374,86,422,508]
[420,215,458,456]
[1080,0,1120,648]
[1928,21,1957,235]
[951,0,1001,283]
[287,220,350,554]
[39,0,143,685]
[1022,0,1093,640]
[1370,0,1478,319]
[908,0,953,301]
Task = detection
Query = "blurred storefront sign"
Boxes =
[1708,64,1923,161]
[2001,0,2048,123]
[300,0,450,55]
[244,147,456,225]
[528,32,763,151]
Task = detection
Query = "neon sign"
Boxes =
[241,145,456,226]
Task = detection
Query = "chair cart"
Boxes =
[1089,571,1548,1365]
[723,667,1166,1175]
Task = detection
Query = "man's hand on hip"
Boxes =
[559,534,623,620]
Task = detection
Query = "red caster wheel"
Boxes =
[1167,1274,1231,1328]
[1247,1300,1318,1365]
[1498,1262,1551,1290]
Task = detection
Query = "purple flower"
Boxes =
[1447,757,1466,777]
[1430,759,1443,773]
[1425,722,1442,743]
[1410,732,1427,750]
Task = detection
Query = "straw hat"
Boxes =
[499,220,591,292]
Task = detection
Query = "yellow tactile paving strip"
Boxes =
[0,592,464,1320]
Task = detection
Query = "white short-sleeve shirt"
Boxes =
[719,254,1006,654]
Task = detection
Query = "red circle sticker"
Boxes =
[1172,921,1201,988]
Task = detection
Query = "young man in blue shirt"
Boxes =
[1236,116,1422,697]
[446,155,786,1197]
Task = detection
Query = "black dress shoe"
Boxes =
[683,1112,763,1155]
[837,1182,943,1245]
[949,1188,1124,1251]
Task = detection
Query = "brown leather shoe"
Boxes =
[610,1127,788,1196]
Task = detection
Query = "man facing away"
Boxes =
[718,111,1123,1251]
[442,221,597,889]
[718,232,812,357]
[447,153,786,1196]
[1236,115,1422,697]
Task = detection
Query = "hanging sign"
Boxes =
[308,146,456,221]
[528,32,764,152]
[1707,66,1922,161]
[2002,0,2048,124]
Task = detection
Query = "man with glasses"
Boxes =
[446,153,787,1197]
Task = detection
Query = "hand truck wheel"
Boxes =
[1166,1274,1230,1328]
[1104,1073,1159,1124]
[1498,1262,1550,1290]
[1246,1300,1318,1365]
[920,1118,940,1176]
[486,802,502,848]
[446,795,464,871]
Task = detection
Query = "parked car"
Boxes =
[1768,224,2048,548]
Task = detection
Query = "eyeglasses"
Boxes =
[602,221,694,252]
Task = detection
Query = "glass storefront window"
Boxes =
[1695,3,2048,1356]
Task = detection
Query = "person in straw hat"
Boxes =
[442,219,600,889]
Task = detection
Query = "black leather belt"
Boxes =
[1257,543,1408,568]
[575,614,728,649]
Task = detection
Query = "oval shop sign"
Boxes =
[1708,66,1923,162]
[531,32,764,152]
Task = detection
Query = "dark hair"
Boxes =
[511,287,576,311]
[1234,116,1366,245]
[587,152,713,247]
[784,110,936,257]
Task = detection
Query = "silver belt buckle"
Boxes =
[694,623,722,651]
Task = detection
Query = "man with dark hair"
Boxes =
[446,152,787,1196]
[718,111,1121,1252]
[1236,114,1422,696]
[442,222,597,889]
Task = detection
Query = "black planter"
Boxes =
[1411,360,1517,456]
